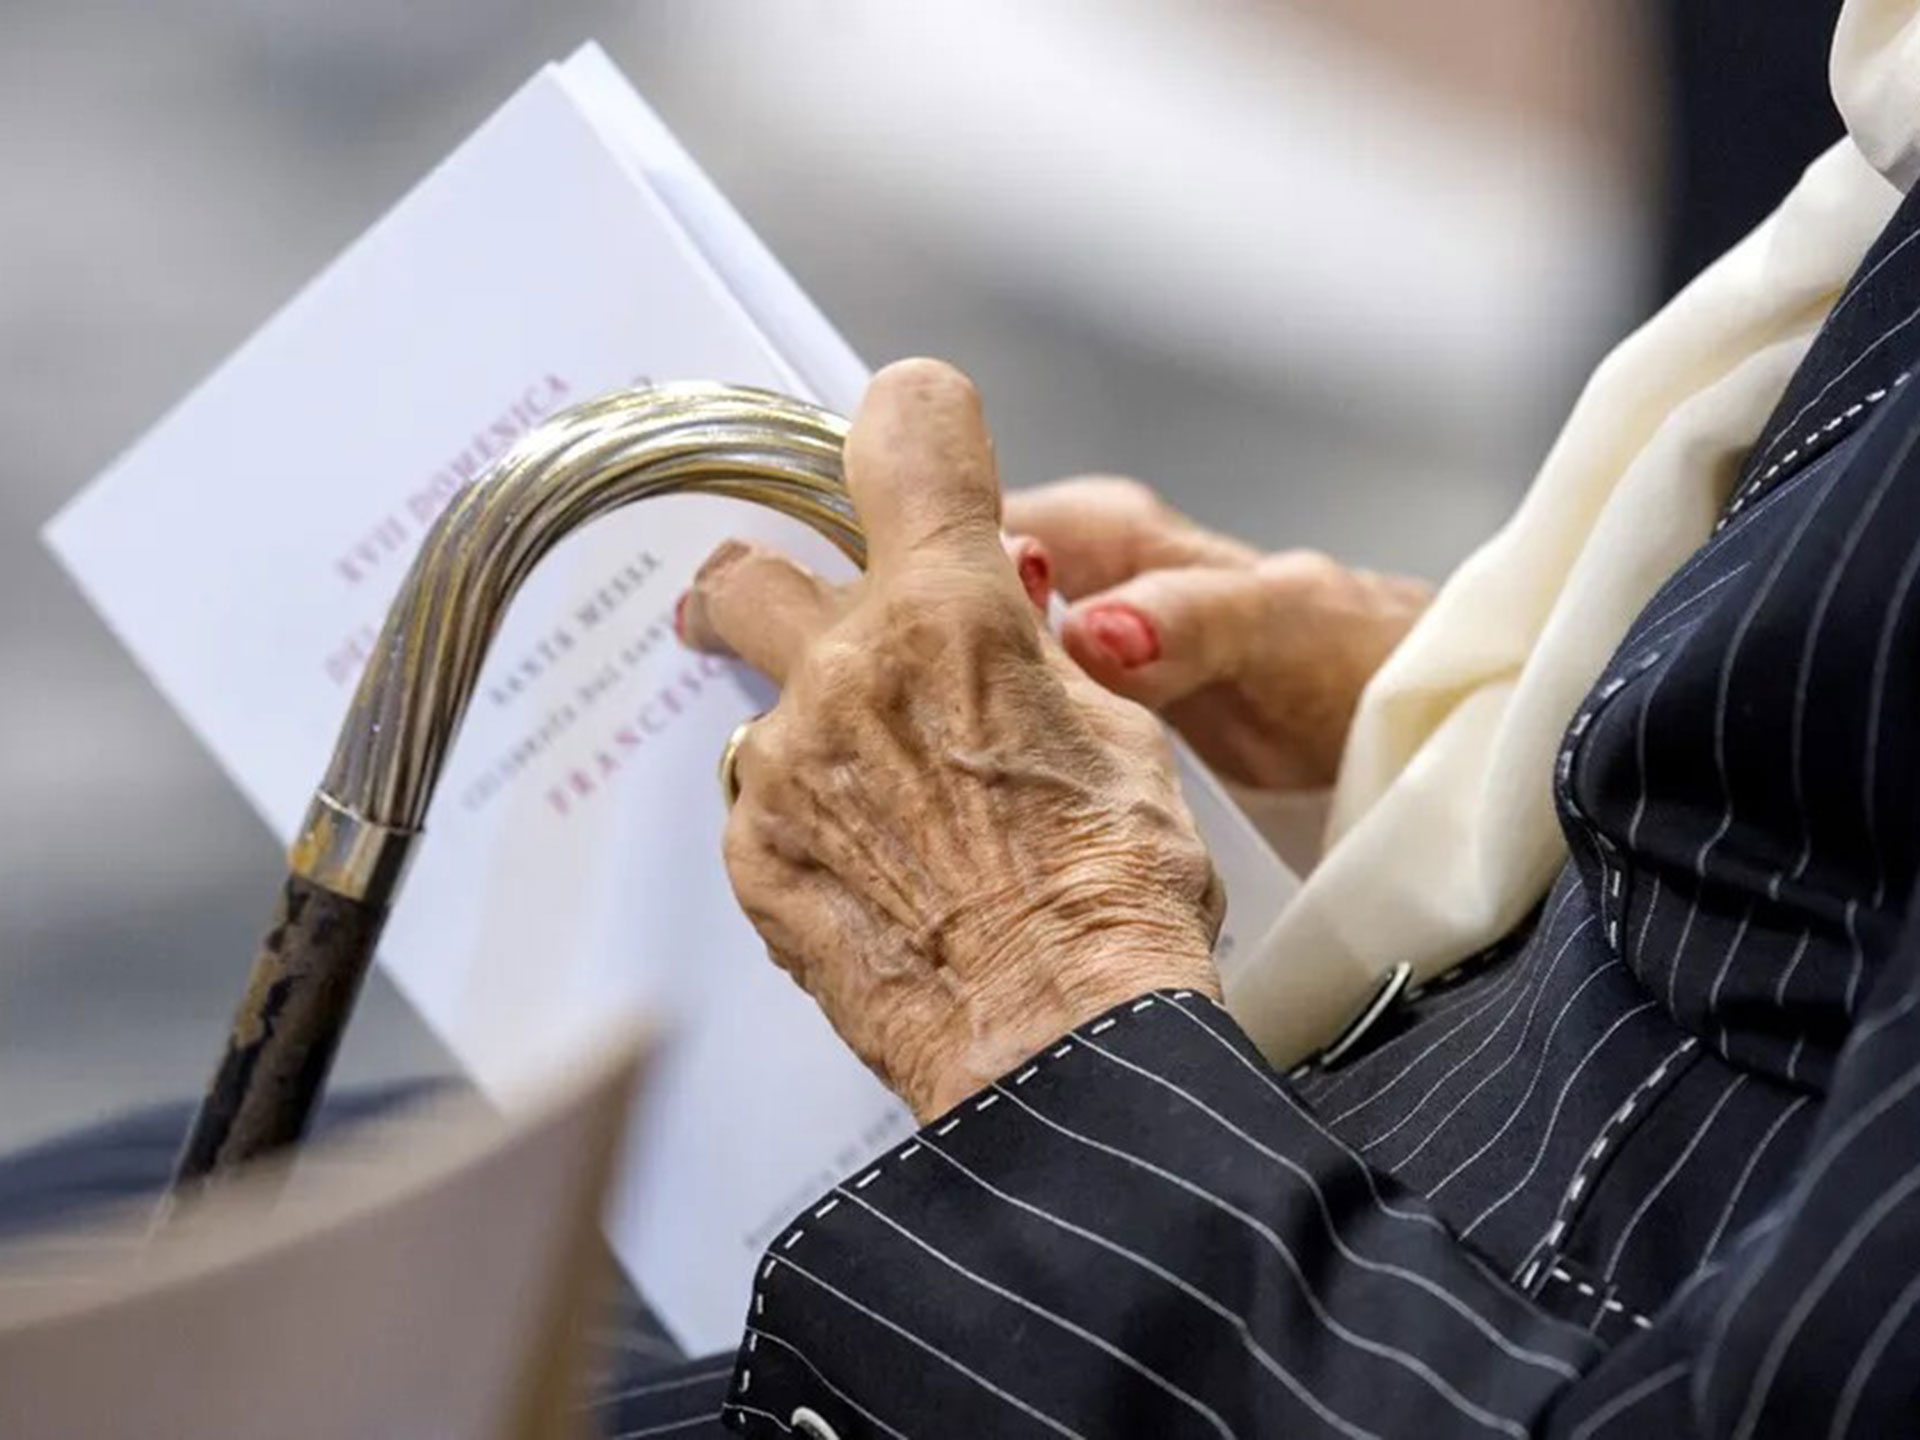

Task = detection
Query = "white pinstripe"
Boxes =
[1600,1073,1748,1283]
[1753,294,1920,470]
[1705,431,1848,569]
[1635,564,1758,641]
[1669,454,1852,1014]
[1696,1044,1920,1415]
[1698,1094,1809,1262]
[594,1366,735,1408]
[1850,968,1920,1047]
[1612,601,1715,1010]
[717,1402,793,1435]
[1625,595,1720,864]
[1768,929,1814,1028]
[609,1414,736,1438]
[1763,408,1920,1048]
[1327,888,1581,1129]
[1424,961,1626,1197]
[742,1326,909,1440]
[1778,459,1886,900]
[1705,905,1756,1053]
[1840,899,1865,1018]
[1076,1034,1582,1379]
[1630,881,1662,966]
[1512,1038,1697,1287]
[1825,1265,1920,1440]
[1459,1002,1661,1236]
[772,1254,1088,1438]
[1325,949,1531,1125]
[1399,947,1526,1026]
[1629,563,1750,651]
[1160,997,1567,1317]
[1857,519,1920,909]
[1729,1159,1920,1440]
[914,1134,1361,1433]
[834,1185,1242,1440]
[1379,925,1601,1167]
[989,1079,1555,1433]
[1563,1361,1689,1440]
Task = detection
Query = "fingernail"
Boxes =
[672,590,690,642]
[1017,547,1052,607]
[1081,604,1159,668]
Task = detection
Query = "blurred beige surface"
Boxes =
[0,1021,646,1439]
[0,0,1648,1151]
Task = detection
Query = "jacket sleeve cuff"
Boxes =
[715,986,1598,1437]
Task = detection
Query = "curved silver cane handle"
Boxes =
[174,382,861,1185]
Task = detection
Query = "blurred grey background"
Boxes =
[0,0,1672,1150]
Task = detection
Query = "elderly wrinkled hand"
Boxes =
[1006,477,1432,791]
[680,360,1223,1121]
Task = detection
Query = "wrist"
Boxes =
[904,912,1219,1121]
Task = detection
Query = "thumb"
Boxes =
[1058,565,1267,710]
[844,358,1004,577]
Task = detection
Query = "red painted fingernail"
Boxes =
[672,591,690,642]
[1081,604,1160,668]
[1017,548,1052,606]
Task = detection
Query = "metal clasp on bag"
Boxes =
[1316,962,1414,1071]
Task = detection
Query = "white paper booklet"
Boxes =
[44,43,1295,1351]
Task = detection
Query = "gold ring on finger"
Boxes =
[718,715,761,808]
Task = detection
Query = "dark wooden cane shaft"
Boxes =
[172,873,387,1184]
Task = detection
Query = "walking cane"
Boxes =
[168,382,865,1191]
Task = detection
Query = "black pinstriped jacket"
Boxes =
[588,179,1920,1439]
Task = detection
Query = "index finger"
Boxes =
[844,358,1005,575]
[1004,477,1259,599]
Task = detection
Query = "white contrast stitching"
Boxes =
[1534,1266,1650,1329]
[1517,1038,1698,1283]
[1729,368,1912,522]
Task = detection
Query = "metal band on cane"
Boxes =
[172,383,864,1188]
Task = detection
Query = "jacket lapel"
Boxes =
[1726,181,1920,522]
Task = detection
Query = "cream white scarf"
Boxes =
[1228,0,1920,1066]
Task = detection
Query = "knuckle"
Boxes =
[691,537,753,595]
[696,538,792,607]
[1260,547,1344,590]
[802,634,876,697]
[1091,474,1167,518]
[1100,687,1166,749]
